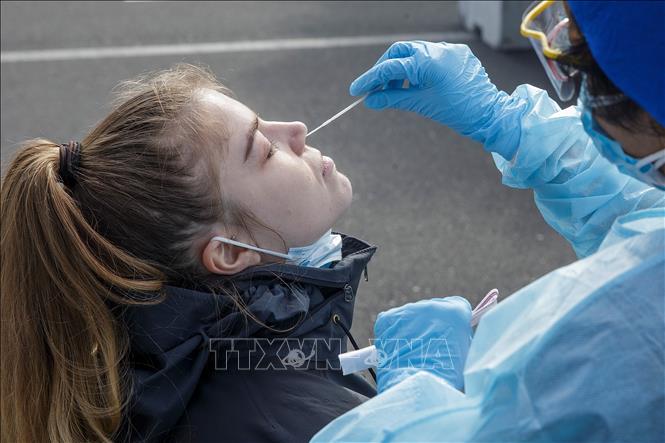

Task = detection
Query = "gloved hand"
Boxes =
[373,296,472,393]
[350,41,528,156]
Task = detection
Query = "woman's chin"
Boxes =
[337,172,353,208]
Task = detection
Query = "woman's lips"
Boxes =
[322,156,335,177]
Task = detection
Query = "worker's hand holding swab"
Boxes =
[349,41,529,159]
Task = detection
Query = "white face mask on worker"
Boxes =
[210,229,343,268]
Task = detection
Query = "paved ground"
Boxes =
[1,1,577,348]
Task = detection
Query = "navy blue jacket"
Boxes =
[116,234,377,442]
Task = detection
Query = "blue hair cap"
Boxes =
[568,1,665,126]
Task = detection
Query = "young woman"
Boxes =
[1,64,377,442]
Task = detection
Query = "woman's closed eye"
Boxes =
[267,140,279,160]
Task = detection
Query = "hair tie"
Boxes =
[58,141,81,188]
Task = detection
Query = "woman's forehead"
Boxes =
[199,89,253,125]
[197,89,255,151]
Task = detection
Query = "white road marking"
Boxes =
[1,32,474,63]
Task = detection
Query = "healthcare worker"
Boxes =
[312,1,664,441]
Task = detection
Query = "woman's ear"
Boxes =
[202,238,262,275]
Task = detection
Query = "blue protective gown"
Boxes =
[312,85,665,442]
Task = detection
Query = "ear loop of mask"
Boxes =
[210,236,292,260]
[635,149,665,172]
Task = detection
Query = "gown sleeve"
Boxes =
[312,223,664,442]
[486,85,664,258]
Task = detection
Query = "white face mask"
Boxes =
[210,229,343,269]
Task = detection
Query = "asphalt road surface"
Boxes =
[1,1,577,350]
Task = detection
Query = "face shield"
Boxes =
[521,0,579,101]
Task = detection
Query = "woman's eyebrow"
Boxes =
[243,114,260,163]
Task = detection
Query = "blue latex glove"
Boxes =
[373,296,472,393]
[350,41,529,159]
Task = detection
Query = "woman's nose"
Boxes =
[288,121,307,156]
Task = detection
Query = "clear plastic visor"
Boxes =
[521,1,577,101]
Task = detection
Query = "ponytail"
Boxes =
[1,140,165,442]
[2,63,246,442]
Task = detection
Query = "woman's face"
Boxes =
[199,89,352,270]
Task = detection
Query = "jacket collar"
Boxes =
[118,234,375,442]
[122,233,376,356]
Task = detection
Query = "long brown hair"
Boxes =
[1,64,249,442]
